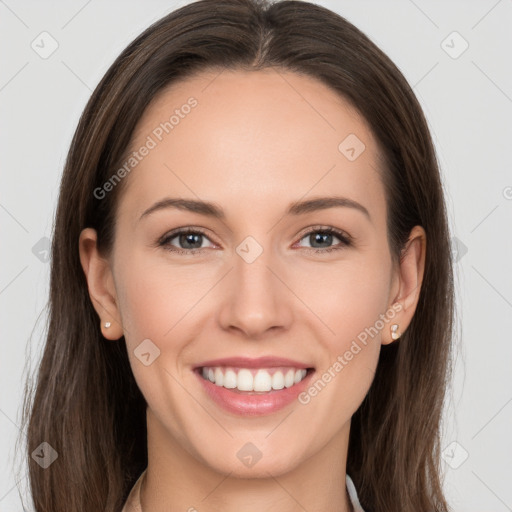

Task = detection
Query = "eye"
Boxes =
[294,226,352,253]
[157,227,216,255]
[157,225,352,256]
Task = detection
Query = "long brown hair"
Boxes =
[19,0,454,510]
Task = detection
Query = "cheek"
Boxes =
[297,267,387,429]
[296,255,391,405]
[298,255,391,344]
[114,250,208,342]
[113,256,199,421]
[115,272,165,342]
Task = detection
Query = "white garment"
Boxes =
[346,473,366,511]
[122,469,366,511]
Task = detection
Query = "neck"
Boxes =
[140,409,354,512]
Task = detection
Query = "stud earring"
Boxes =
[390,324,401,340]
[104,321,111,329]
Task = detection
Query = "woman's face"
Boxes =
[81,68,423,478]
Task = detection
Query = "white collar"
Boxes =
[346,473,366,511]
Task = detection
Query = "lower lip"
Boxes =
[195,369,314,416]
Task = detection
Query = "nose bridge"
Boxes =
[217,233,293,337]
[235,238,274,294]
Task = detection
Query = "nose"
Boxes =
[217,243,294,340]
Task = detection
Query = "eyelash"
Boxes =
[157,226,352,256]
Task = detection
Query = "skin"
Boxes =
[79,68,426,512]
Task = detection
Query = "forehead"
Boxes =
[119,68,386,227]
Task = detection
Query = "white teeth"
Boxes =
[200,366,309,392]
[271,371,284,390]
[223,369,237,389]
[237,369,253,391]
[214,367,224,387]
[295,369,307,384]
[254,370,272,392]
[284,369,295,388]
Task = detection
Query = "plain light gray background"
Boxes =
[1,0,511,510]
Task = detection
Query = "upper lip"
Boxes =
[194,356,313,369]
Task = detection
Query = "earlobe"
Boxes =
[390,323,401,340]
[78,228,124,340]
[381,311,402,346]
[383,225,426,345]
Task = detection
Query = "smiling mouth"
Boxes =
[196,366,315,393]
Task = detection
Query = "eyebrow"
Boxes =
[139,196,371,222]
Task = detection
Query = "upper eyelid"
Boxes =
[159,226,214,244]
[296,225,351,239]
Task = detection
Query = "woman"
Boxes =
[21,0,454,510]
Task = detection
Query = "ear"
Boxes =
[383,225,426,345]
[78,228,124,340]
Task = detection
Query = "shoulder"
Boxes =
[121,470,146,512]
